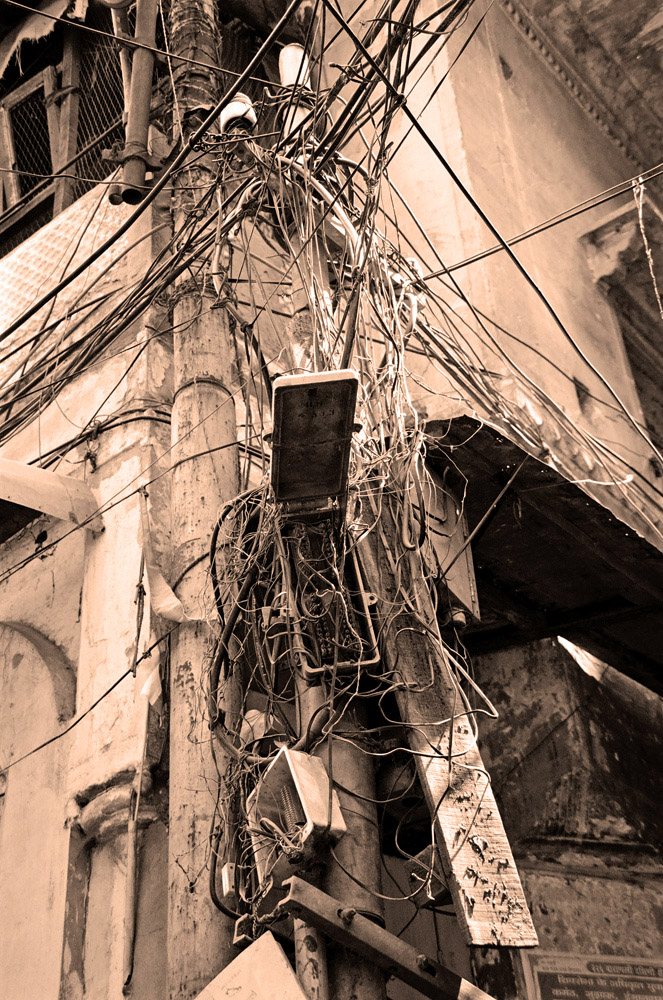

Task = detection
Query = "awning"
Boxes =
[0,456,102,537]
[429,416,663,694]
[0,0,70,80]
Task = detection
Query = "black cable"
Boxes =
[1,0,307,344]
[431,162,663,276]
[385,0,493,166]
[0,0,273,85]
[209,488,262,622]
[208,561,263,727]
[0,432,246,586]
[209,810,241,918]
[319,0,663,468]
[0,185,238,438]
[327,0,474,163]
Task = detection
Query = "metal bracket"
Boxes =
[233,913,254,950]
[101,143,164,170]
[279,877,497,1000]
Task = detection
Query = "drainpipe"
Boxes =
[119,0,159,204]
[122,694,150,994]
[99,0,133,110]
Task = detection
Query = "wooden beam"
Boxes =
[2,70,47,109]
[0,457,102,532]
[0,106,21,209]
[54,28,81,216]
[467,593,656,650]
[42,65,62,174]
[358,509,538,948]
[438,422,663,607]
[520,490,663,606]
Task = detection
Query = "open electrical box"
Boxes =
[267,370,379,677]
[246,747,346,891]
[270,369,358,515]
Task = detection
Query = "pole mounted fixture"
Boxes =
[270,369,358,511]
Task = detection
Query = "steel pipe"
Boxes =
[120,0,159,204]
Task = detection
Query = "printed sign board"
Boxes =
[523,952,663,1000]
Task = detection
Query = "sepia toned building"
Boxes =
[0,2,662,998]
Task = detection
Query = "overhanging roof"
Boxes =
[0,0,69,80]
[430,417,663,695]
[0,456,102,541]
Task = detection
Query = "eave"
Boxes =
[432,416,663,694]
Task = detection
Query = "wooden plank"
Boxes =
[54,28,81,215]
[0,106,21,208]
[2,70,45,109]
[0,457,102,532]
[522,489,663,606]
[0,183,56,238]
[42,65,61,173]
[358,503,538,948]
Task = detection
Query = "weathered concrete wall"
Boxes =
[522,869,663,957]
[470,639,663,996]
[0,181,172,999]
[387,0,644,423]
[380,0,663,544]
[0,513,84,676]
[474,638,663,846]
[0,626,74,998]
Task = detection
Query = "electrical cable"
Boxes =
[0,0,308,344]
[0,0,274,85]
[1,626,177,772]
[317,0,663,470]
[429,162,663,277]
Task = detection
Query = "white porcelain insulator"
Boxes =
[219,93,257,133]
[279,44,311,88]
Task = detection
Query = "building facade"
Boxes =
[0,1,662,998]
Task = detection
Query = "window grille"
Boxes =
[0,6,125,258]
[0,71,58,229]
[73,5,125,201]
[10,84,53,198]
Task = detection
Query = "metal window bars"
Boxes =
[0,6,125,257]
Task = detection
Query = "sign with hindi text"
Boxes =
[523,953,663,1000]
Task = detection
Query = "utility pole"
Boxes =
[162,6,532,999]
[321,701,386,1000]
[277,44,386,999]
[166,0,239,996]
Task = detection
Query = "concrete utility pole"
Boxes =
[277,44,386,997]
[321,702,386,1000]
[166,1,239,996]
